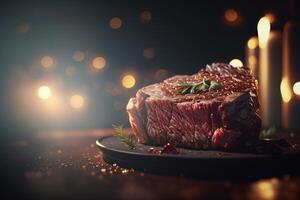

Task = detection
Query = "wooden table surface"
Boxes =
[1,129,300,200]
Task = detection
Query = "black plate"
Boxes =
[96,136,300,179]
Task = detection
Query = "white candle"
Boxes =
[281,19,300,131]
[258,17,282,128]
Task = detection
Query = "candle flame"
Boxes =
[280,77,292,103]
[257,17,270,48]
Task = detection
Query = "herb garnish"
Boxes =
[176,79,221,95]
[259,126,277,139]
[113,124,136,149]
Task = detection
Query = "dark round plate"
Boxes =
[96,136,300,179]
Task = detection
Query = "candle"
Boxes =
[281,19,300,131]
[246,37,259,79]
[257,17,282,128]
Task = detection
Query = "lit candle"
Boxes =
[246,37,259,79]
[281,18,300,131]
[257,17,282,128]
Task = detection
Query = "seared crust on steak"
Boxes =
[127,63,261,151]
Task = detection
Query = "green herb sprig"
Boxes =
[176,79,221,95]
[113,124,136,149]
[259,126,277,139]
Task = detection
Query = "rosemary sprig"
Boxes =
[259,126,277,139]
[176,79,221,95]
[112,124,136,149]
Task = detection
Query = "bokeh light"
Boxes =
[251,180,278,200]
[224,9,238,23]
[229,59,243,67]
[72,51,85,62]
[41,56,54,68]
[247,37,258,50]
[92,57,106,69]
[293,82,300,96]
[143,48,155,60]
[281,77,292,103]
[257,17,270,48]
[18,23,30,33]
[70,94,85,109]
[38,86,51,100]
[122,74,136,88]
[140,11,152,23]
[109,17,122,29]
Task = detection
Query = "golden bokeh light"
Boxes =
[70,94,85,109]
[224,9,238,22]
[293,81,300,96]
[18,23,30,33]
[257,17,270,48]
[280,77,292,103]
[143,48,155,60]
[109,17,122,29]
[41,56,54,68]
[122,74,136,89]
[38,86,51,100]
[92,57,106,69]
[253,180,277,200]
[229,59,243,68]
[140,11,152,23]
[72,51,85,62]
[247,37,258,50]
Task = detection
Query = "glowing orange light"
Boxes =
[140,11,152,23]
[293,82,300,96]
[281,77,292,103]
[72,51,85,62]
[247,37,258,50]
[70,94,85,109]
[229,59,243,68]
[122,74,136,88]
[143,48,155,60]
[257,17,270,48]
[265,12,276,24]
[38,86,51,100]
[18,23,30,33]
[224,9,238,22]
[92,57,106,69]
[254,180,277,200]
[41,56,54,68]
[109,17,122,29]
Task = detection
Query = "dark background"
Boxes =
[0,0,291,139]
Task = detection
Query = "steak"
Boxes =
[127,63,261,151]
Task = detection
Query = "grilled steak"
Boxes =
[127,63,261,151]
